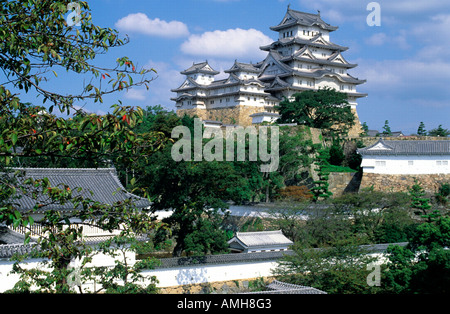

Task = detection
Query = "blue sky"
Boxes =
[18,0,450,135]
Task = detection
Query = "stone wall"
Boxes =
[159,277,274,294]
[360,173,450,194]
[328,172,362,197]
[177,106,269,126]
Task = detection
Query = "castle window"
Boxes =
[376,161,386,167]
[408,161,414,166]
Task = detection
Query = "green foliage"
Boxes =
[417,122,427,136]
[0,0,167,293]
[435,183,450,206]
[428,125,450,137]
[382,120,392,136]
[382,216,450,294]
[274,241,380,294]
[276,88,355,137]
[311,147,333,202]
[409,180,434,221]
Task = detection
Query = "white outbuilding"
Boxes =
[358,139,450,175]
[228,230,293,253]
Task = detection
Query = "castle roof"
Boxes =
[181,61,220,75]
[358,139,450,156]
[225,61,261,74]
[271,8,338,32]
[260,34,348,52]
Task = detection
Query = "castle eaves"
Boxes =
[270,8,338,32]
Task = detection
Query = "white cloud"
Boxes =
[125,88,147,101]
[142,60,185,110]
[365,31,409,49]
[115,13,189,38]
[180,28,273,60]
[365,33,388,46]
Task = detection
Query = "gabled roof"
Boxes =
[358,139,450,156]
[259,50,295,77]
[260,35,348,52]
[228,230,293,250]
[225,61,261,74]
[271,8,338,32]
[7,168,151,213]
[181,61,220,75]
[171,77,203,92]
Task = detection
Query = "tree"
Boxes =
[417,122,427,136]
[311,147,333,202]
[382,216,450,294]
[428,125,450,137]
[361,122,369,136]
[382,120,392,136]
[0,0,167,293]
[409,180,434,221]
[276,88,355,137]
[274,241,380,294]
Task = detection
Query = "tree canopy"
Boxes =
[276,88,355,136]
[0,0,167,293]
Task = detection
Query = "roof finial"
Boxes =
[317,10,321,16]
[287,4,291,10]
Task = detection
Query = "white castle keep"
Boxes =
[172,7,366,134]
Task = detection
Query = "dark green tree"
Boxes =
[409,180,434,221]
[382,120,392,136]
[428,125,450,137]
[382,216,450,294]
[417,122,427,136]
[361,122,369,136]
[311,147,333,202]
[0,0,166,293]
[276,88,355,136]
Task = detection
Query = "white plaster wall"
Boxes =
[142,261,278,288]
[1,251,392,292]
[361,155,450,175]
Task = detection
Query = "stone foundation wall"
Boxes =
[328,172,362,197]
[159,277,274,294]
[347,108,363,138]
[360,173,450,194]
[177,106,269,127]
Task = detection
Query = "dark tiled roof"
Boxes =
[0,243,39,259]
[7,168,151,213]
[181,61,220,75]
[271,8,338,32]
[225,61,261,73]
[228,230,293,250]
[358,139,450,156]
[156,250,294,269]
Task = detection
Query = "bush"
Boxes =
[279,186,313,202]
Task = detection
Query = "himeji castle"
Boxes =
[172,7,367,136]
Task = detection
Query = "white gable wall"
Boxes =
[361,155,450,175]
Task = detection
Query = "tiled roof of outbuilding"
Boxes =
[228,230,293,250]
[6,168,151,213]
[358,139,450,156]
